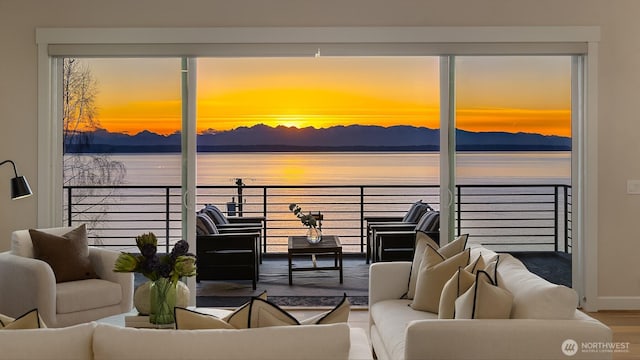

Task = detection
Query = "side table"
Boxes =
[288,235,343,285]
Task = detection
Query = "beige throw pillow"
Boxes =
[247,298,300,328]
[300,293,351,325]
[410,245,470,312]
[0,309,44,329]
[174,307,235,330]
[222,291,267,329]
[407,233,469,299]
[438,267,476,319]
[29,224,98,283]
[455,270,513,319]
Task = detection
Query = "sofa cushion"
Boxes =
[29,225,98,283]
[300,293,351,325]
[371,299,437,360]
[92,322,352,360]
[410,246,470,312]
[0,322,95,360]
[407,233,468,299]
[0,309,44,329]
[496,254,578,319]
[56,279,122,314]
[455,270,514,319]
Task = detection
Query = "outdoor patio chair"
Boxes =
[365,201,433,263]
[373,210,440,262]
[199,204,265,262]
[195,213,260,289]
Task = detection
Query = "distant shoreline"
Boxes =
[65,144,571,154]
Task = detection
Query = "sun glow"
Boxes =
[81,56,571,137]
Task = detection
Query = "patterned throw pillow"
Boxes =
[204,205,229,225]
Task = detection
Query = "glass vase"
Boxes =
[149,277,177,324]
[306,226,322,244]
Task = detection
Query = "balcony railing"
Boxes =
[63,183,571,254]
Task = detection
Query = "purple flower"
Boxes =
[171,240,189,258]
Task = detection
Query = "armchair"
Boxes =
[196,213,260,289]
[0,226,133,328]
[201,204,265,262]
[373,210,440,262]
[365,201,433,263]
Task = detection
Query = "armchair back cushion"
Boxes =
[11,226,75,258]
[29,225,98,283]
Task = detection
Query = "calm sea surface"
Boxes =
[68,152,571,252]
[110,151,571,186]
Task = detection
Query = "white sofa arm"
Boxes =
[405,317,613,360]
[89,247,134,312]
[368,261,412,306]
[0,252,57,323]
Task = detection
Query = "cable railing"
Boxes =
[63,183,571,254]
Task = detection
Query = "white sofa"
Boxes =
[0,227,134,328]
[369,244,613,360]
[0,321,373,360]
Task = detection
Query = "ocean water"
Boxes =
[66,151,571,252]
[109,151,571,187]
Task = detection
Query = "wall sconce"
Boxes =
[0,160,33,200]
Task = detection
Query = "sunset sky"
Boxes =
[83,56,571,137]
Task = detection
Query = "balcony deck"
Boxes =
[186,251,570,307]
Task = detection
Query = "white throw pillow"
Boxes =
[455,270,513,319]
[410,245,470,312]
[300,293,351,325]
[438,267,476,319]
[174,307,235,330]
[407,233,469,299]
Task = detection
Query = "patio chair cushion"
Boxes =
[401,201,430,223]
[196,213,219,235]
[410,246,470,313]
[414,211,440,233]
[29,225,98,283]
[204,204,230,225]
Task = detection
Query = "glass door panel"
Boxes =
[196,57,439,258]
[454,55,572,286]
[62,58,182,253]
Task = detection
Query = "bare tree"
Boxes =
[63,58,126,242]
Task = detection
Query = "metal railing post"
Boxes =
[165,187,170,253]
[67,187,72,226]
[554,186,559,252]
[360,186,364,254]
[564,185,569,253]
[263,187,268,255]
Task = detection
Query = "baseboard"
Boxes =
[597,296,640,310]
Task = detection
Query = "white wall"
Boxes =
[1,0,639,309]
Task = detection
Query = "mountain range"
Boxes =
[64,124,571,153]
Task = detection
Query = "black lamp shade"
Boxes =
[11,176,32,200]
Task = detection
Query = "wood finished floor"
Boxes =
[286,309,640,359]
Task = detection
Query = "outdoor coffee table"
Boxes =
[288,235,343,285]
